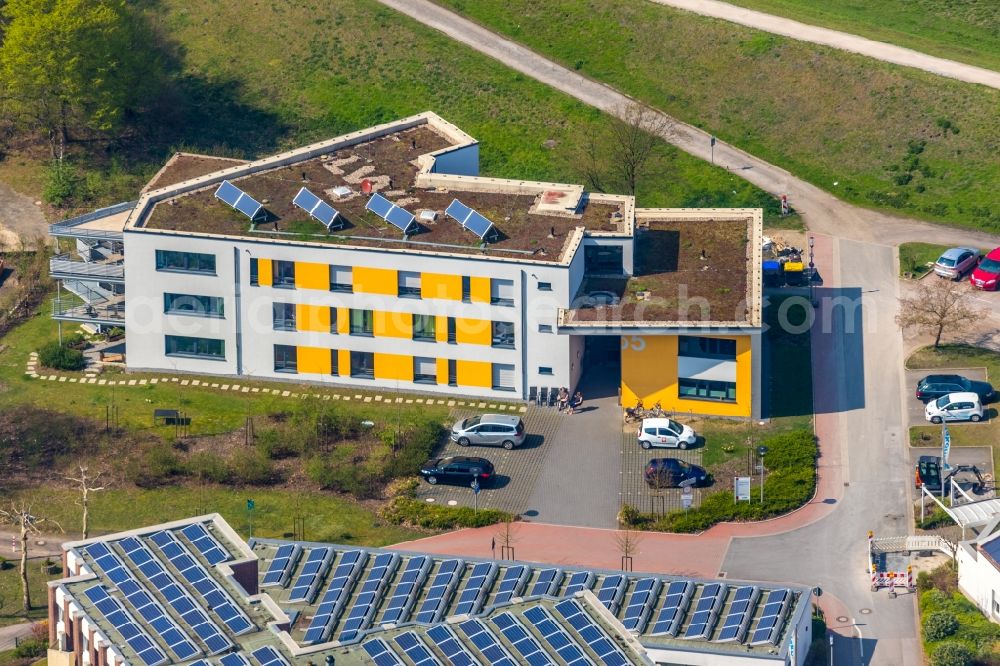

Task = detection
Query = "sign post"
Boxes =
[710,136,716,164]
[734,477,751,502]
[471,472,481,514]
[246,498,255,538]
[681,486,693,511]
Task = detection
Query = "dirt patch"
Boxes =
[0,180,47,247]
[143,154,249,192]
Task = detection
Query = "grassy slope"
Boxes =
[0,566,60,627]
[435,0,1000,232]
[720,0,1000,72]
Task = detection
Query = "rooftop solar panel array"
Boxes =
[362,638,405,666]
[293,187,342,230]
[148,530,254,636]
[85,542,199,661]
[492,612,554,666]
[621,577,662,634]
[458,619,519,666]
[179,523,231,566]
[261,543,301,588]
[287,547,334,604]
[83,585,168,666]
[251,645,289,666]
[414,559,464,624]
[219,654,251,666]
[649,580,694,637]
[596,574,628,614]
[215,180,265,221]
[339,552,400,642]
[682,583,727,640]
[493,565,531,606]
[394,631,443,666]
[555,599,631,666]
[302,550,368,644]
[716,586,760,643]
[381,556,432,625]
[426,624,482,666]
[117,537,231,654]
[563,571,596,597]
[445,199,497,241]
[452,562,498,617]
[749,588,792,646]
[522,605,592,666]
[366,193,417,234]
[530,568,563,597]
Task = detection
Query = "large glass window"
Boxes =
[461,276,471,302]
[448,359,457,386]
[492,321,515,349]
[350,309,373,336]
[272,303,296,331]
[678,378,737,402]
[165,335,225,360]
[155,250,216,274]
[163,293,224,318]
[398,271,422,298]
[447,317,457,343]
[413,357,437,384]
[350,351,374,379]
[491,278,515,306]
[678,336,736,359]
[249,258,259,286]
[273,260,296,288]
[274,345,297,373]
[330,265,352,293]
[331,349,339,376]
[413,314,436,341]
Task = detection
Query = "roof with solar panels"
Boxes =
[51,515,812,666]
[122,111,633,266]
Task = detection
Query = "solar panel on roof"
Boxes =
[649,580,694,636]
[288,547,334,604]
[381,556,432,625]
[492,612,554,666]
[338,552,400,642]
[427,625,482,666]
[458,619,518,666]
[394,632,443,666]
[749,588,792,646]
[554,599,631,666]
[363,638,406,666]
[83,585,168,666]
[180,523,231,566]
[452,562,498,616]
[262,544,301,587]
[414,558,464,624]
[445,198,497,241]
[621,577,661,633]
[302,549,368,644]
[366,193,417,234]
[522,605,593,666]
[464,211,495,240]
[494,565,531,606]
[682,583,727,641]
[714,586,759,644]
[445,199,473,225]
[251,645,289,666]
[563,571,595,596]
[293,187,342,230]
[596,575,628,614]
[215,180,265,221]
[219,654,251,666]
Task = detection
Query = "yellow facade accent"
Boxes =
[374,352,413,381]
[455,317,491,345]
[294,262,329,290]
[257,258,272,287]
[353,266,398,296]
[620,334,752,417]
[297,345,332,374]
[422,273,462,300]
[336,308,350,334]
[435,316,450,343]
[469,276,491,303]
[456,360,492,388]
[337,349,350,376]
[373,310,412,338]
[295,304,331,332]
[436,358,450,385]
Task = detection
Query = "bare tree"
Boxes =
[495,515,517,559]
[65,465,107,540]
[896,279,983,348]
[615,529,641,571]
[609,102,676,197]
[0,502,62,613]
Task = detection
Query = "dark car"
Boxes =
[420,456,494,487]
[644,458,709,488]
[915,455,943,492]
[915,374,995,403]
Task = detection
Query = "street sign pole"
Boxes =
[247,498,255,538]
[471,474,481,514]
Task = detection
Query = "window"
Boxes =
[538,324,553,333]
[163,293,224,318]
[448,359,457,386]
[155,250,216,274]
[330,265,352,293]
[678,336,737,359]
[539,366,553,375]
[537,282,552,291]
[413,357,437,384]
[447,317,457,343]
[678,378,737,402]
[165,335,225,360]
[274,345,297,373]
[398,271,422,298]
[350,309,373,336]
[272,303,296,331]
[350,351,374,379]
[331,349,339,376]
[329,307,338,334]
[250,258,259,286]
[461,276,471,302]
[492,321,515,349]
[492,363,515,391]
[490,278,515,306]
[413,314,436,341]
[273,260,295,288]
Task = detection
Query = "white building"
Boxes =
[957,517,1000,621]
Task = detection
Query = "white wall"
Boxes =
[958,543,1000,621]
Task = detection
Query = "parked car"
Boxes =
[643,458,708,488]
[933,247,980,280]
[915,374,995,403]
[914,455,987,495]
[420,456,495,487]
[637,417,697,450]
[924,392,984,424]
[970,247,1000,290]
[451,414,526,450]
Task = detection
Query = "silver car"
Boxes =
[451,414,526,449]
[934,247,980,280]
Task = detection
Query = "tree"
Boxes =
[65,465,106,539]
[0,502,61,613]
[495,515,517,559]
[615,529,641,571]
[896,279,983,347]
[0,0,161,157]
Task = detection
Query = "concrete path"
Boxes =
[646,0,1000,90]
[0,181,47,249]
[0,622,35,651]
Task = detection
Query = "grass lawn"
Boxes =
[434,0,1000,233]
[0,564,61,628]
[898,242,949,278]
[907,345,1000,451]
[719,0,1000,72]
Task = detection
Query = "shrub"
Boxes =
[379,497,511,529]
[38,341,86,370]
[255,428,300,459]
[617,503,640,527]
[930,642,972,666]
[228,450,277,485]
[187,452,232,484]
[43,160,85,206]
[923,611,959,641]
[62,332,89,350]
[131,443,184,488]
[13,638,47,658]
[105,326,125,340]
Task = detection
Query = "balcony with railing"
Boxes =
[49,254,124,282]
[52,294,125,325]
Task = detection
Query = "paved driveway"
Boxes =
[620,426,705,513]
[904,367,991,427]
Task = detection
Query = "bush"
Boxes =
[617,503,640,527]
[923,611,959,641]
[43,160,85,206]
[228,450,277,485]
[13,639,47,659]
[930,642,973,666]
[131,443,184,488]
[379,497,511,529]
[187,452,232,484]
[37,341,86,370]
[62,332,89,350]
[105,326,125,340]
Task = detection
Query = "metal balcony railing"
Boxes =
[52,297,125,324]
[48,201,134,240]
[50,255,124,281]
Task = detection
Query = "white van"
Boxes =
[924,392,984,424]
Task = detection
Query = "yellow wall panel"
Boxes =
[456,360,492,388]
[455,317,491,346]
[469,276,491,303]
[257,258,272,287]
[436,358,450,385]
[435,316,450,343]
[337,349,350,376]
[353,266,398,296]
[295,304,331,332]
[374,352,413,381]
[294,262,329,290]
[298,345,332,374]
[373,310,412,338]
[422,273,462,300]
[336,308,350,334]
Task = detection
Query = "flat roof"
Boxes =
[143,153,250,193]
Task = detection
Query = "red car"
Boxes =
[970,247,1000,290]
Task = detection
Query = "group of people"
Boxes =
[557,387,583,414]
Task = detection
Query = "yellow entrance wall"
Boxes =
[620,335,752,417]
[257,259,273,287]
[374,352,413,381]
[294,261,329,290]
[295,304,331,333]
[297,346,332,375]
[422,273,462,300]
[354,267,398,296]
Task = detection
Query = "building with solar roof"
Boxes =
[46,515,813,666]
[48,112,763,418]
[957,518,1000,623]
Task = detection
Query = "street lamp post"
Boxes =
[757,445,769,503]
[808,236,817,307]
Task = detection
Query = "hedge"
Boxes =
[919,587,1000,659]
[38,340,86,370]
[379,497,512,530]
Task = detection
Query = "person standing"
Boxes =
[557,387,569,412]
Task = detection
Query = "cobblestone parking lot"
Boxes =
[620,425,706,514]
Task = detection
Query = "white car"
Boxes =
[638,418,697,449]
[924,392,984,424]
